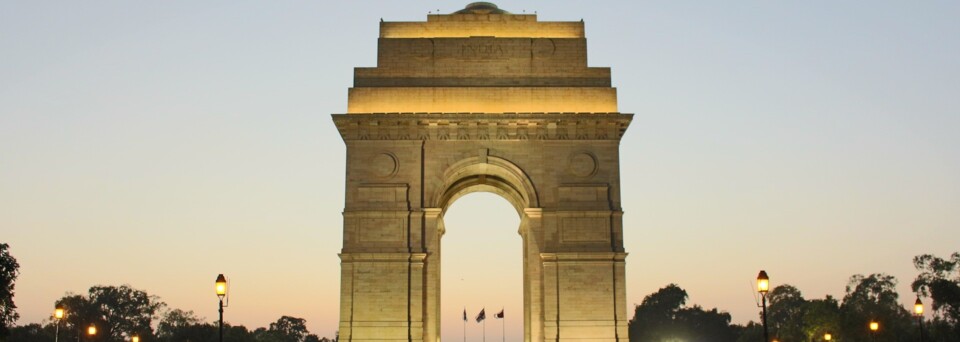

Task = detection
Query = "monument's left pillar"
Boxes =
[339,251,424,342]
[338,139,425,342]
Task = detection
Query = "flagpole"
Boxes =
[483,317,486,342]
[502,314,505,342]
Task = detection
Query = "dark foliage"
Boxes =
[628,284,741,342]
[0,243,20,338]
[912,252,960,340]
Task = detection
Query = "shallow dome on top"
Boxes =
[454,2,511,14]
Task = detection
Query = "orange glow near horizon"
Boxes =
[4,2,960,340]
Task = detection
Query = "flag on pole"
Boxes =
[476,308,486,322]
[463,308,467,322]
[496,309,504,319]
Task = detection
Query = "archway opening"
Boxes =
[440,192,523,342]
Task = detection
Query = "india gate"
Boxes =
[333,3,632,341]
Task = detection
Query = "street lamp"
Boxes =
[132,335,140,342]
[869,320,879,341]
[915,297,925,342]
[54,305,65,342]
[757,270,770,342]
[87,324,97,341]
[823,332,832,341]
[216,274,228,342]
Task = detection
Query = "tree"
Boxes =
[801,296,840,342]
[628,284,688,341]
[766,284,807,341]
[733,321,764,342]
[841,273,912,341]
[912,252,960,339]
[912,252,960,321]
[89,284,165,339]
[4,323,55,341]
[674,305,738,342]
[56,293,100,341]
[267,315,310,342]
[0,243,20,338]
[223,324,257,342]
[156,308,204,340]
[254,326,287,342]
[55,285,165,341]
[628,284,741,342]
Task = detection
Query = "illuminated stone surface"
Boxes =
[335,3,632,341]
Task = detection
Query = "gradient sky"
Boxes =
[2,1,959,340]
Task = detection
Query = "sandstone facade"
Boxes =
[334,3,632,341]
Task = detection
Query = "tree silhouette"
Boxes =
[0,243,20,338]
[55,285,165,341]
[840,273,912,341]
[156,308,206,340]
[766,284,807,341]
[912,252,960,339]
[801,295,841,342]
[628,283,687,341]
[628,284,739,342]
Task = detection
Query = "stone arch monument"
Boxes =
[333,3,632,341]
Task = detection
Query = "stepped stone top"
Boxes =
[347,3,618,114]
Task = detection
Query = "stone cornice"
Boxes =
[332,112,633,141]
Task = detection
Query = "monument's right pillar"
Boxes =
[540,203,629,341]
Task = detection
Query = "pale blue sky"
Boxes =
[2,1,958,339]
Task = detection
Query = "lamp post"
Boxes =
[869,320,879,341]
[216,274,228,342]
[823,332,832,341]
[757,270,770,342]
[915,297,925,342]
[132,335,140,342]
[54,305,65,342]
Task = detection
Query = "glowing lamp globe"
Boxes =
[757,270,770,293]
[216,274,227,298]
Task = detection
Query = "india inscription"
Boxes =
[334,3,633,341]
[460,43,506,58]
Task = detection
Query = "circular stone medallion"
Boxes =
[568,152,598,178]
[371,153,398,178]
[532,38,556,57]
